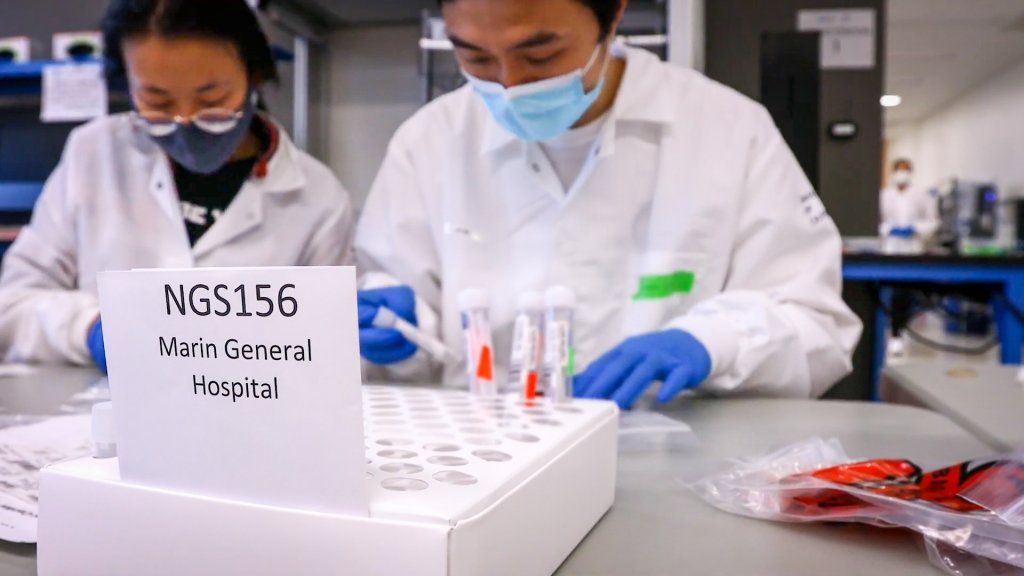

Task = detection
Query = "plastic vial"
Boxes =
[458,288,496,396]
[91,401,117,459]
[543,286,576,403]
[507,291,545,399]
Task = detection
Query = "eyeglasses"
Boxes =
[130,94,253,137]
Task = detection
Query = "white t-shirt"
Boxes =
[538,111,611,193]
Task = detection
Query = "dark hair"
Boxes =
[438,0,622,41]
[102,0,278,83]
[893,158,913,171]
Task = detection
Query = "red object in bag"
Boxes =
[689,440,1024,572]
[783,458,1024,517]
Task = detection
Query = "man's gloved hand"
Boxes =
[574,329,711,410]
[888,226,916,238]
[87,319,107,374]
[358,286,419,365]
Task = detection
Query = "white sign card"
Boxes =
[797,9,876,70]
[98,267,367,516]
[40,62,108,123]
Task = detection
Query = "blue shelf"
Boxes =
[0,60,51,79]
[0,58,104,79]
[0,181,44,211]
[0,58,113,98]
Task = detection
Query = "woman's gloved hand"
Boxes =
[357,286,419,365]
[87,319,108,374]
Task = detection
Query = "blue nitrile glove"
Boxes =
[574,329,711,410]
[888,226,916,238]
[87,319,108,374]
[357,286,419,365]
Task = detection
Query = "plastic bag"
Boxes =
[925,537,1024,576]
[617,410,697,452]
[689,438,1024,574]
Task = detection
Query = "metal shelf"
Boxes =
[269,0,434,26]
[0,49,292,98]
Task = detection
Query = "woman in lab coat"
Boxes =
[355,0,862,407]
[0,0,354,371]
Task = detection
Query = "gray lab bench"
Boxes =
[0,366,107,576]
[0,367,996,576]
[882,362,1024,453]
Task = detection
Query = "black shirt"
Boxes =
[173,119,271,246]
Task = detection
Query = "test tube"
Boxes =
[543,286,576,403]
[507,291,545,399]
[371,306,457,364]
[458,288,496,396]
[91,401,117,459]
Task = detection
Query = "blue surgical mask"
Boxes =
[149,92,257,175]
[464,44,610,142]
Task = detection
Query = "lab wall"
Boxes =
[324,25,424,207]
[0,0,110,56]
[669,0,705,70]
[888,59,1024,199]
[705,0,886,236]
[258,14,297,140]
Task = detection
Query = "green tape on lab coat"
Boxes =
[632,271,696,300]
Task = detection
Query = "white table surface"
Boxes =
[0,366,997,576]
[882,362,1024,452]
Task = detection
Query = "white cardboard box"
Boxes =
[38,387,618,576]
[52,31,103,60]
[0,37,31,63]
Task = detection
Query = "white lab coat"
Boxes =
[355,46,862,398]
[0,113,354,366]
[879,184,940,254]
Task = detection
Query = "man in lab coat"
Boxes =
[355,0,862,408]
[878,158,940,355]
[879,158,940,255]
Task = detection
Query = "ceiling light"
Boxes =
[881,95,903,108]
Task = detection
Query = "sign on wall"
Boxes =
[797,8,876,70]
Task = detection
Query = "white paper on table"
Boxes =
[41,62,108,123]
[0,415,93,543]
[0,493,37,543]
[0,365,35,379]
